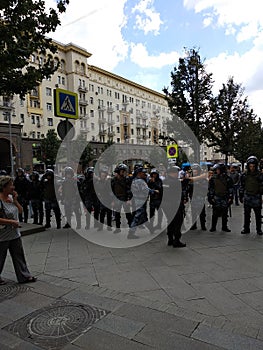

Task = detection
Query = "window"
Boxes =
[90,110,94,118]
[20,99,24,106]
[46,87,52,96]
[90,97,94,104]
[31,115,35,124]
[48,118,53,126]
[91,123,95,130]
[32,131,35,139]
[117,138,120,143]
[46,103,52,111]
[89,84,94,92]
[117,127,120,133]
[37,132,41,139]
[61,77,65,85]
[20,114,24,123]
[57,76,61,84]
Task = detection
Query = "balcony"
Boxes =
[79,99,88,106]
[107,119,115,125]
[108,131,115,137]
[99,130,107,136]
[78,85,88,92]
[98,117,107,124]
[98,105,106,111]
[107,107,115,113]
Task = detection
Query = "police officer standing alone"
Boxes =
[162,166,188,248]
[239,156,263,235]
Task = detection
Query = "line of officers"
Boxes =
[0,155,262,246]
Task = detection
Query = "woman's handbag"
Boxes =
[0,200,7,230]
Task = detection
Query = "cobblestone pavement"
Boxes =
[1,204,263,349]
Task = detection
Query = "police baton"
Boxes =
[228,204,232,217]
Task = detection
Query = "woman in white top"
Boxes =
[0,176,36,285]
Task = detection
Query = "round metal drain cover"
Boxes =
[0,283,29,301]
[28,304,103,338]
[5,299,108,350]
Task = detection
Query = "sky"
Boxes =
[47,0,263,119]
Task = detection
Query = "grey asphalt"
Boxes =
[1,204,263,350]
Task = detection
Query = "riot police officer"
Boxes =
[148,168,163,230]
[41,169,61,229]
[239,156,263,235]
[111,164,133,233]
[162,166,188,247]
[13,168,30,223]
[208,163,233,232]
[189,163,207,231]
[61,167,82,229]
[28,171,44,225]
[79,167,100,230]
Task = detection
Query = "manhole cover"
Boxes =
[4,299,109,349]
[0,283,29,302]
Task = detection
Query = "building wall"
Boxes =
[1,40,204,172]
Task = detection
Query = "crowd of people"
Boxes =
[0,155,262,245]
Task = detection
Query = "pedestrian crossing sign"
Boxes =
[54,88,79,119]
[167,144,178,158]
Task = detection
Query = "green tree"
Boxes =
[207,77,258,165]
[233,118,262,169]
[38,129,61,167]
[163,48,214,153]
[70,134,93,170]
[0,0,69,97]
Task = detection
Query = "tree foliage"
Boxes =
[163,48,214,145]
[38,129,61,167]
[0,0,69,97]
[207,77,259,165]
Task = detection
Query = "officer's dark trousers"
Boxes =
[244,206,261,232]
[167,204,184,242]
[211,207,228,230]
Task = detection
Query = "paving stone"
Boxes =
[114,303,198,337]
[192,324,263,350]
[65,289,123,312]
[134,324,224,350]
[94,313,145,339]
[74,327,152,350]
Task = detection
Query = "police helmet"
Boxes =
[134,162,143,171]
[0,170,7,176]
[191,163,202,175]
[135,167,147,175]
[213,163,226,173]
[150,168,159,175]
[167,165,180,174]
[115,163,128,173]
[85,167,94,175]
[45,168,54,177]
[30,171,39,180]
[246,156,258,166]
[16,167,24,175]
[64,166,74,177]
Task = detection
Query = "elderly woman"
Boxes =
[0,176,36,285]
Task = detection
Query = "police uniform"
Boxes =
[239,156,263,235]
[208,164,233,232]
[162,166,188,247]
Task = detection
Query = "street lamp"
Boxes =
[3,106,15,177]
[8,111,15,178]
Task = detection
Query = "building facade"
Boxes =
[0,40,172,173]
